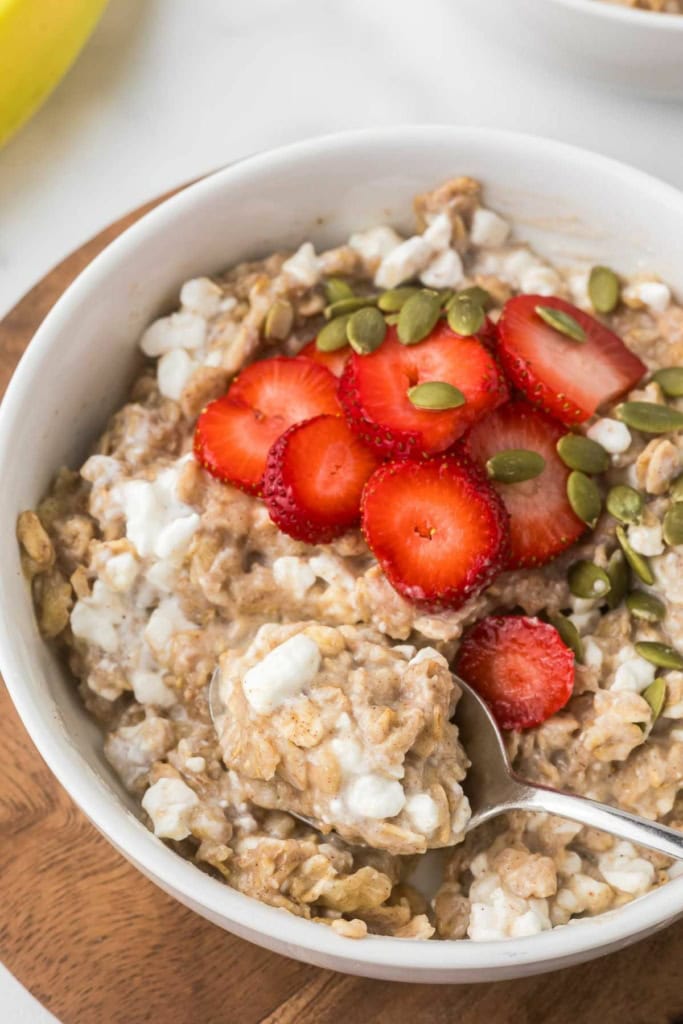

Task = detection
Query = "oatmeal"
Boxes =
[18,174,683,942]
[599,0,682,12]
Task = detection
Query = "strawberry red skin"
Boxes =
[455,615,575,731]
[497,295,646,425]
[457,399,586,569]
[300,339,349,378]
[194,357,340,494]
[361,455,510,609]
[339,323,508,460]
[263,415,381,543]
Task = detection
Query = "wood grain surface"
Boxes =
[1,188,683,1024]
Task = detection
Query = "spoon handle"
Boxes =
[515,778,683,860]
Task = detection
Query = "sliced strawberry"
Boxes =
[497,295,646,424]
[361,455,509,609]
[339,323,508,460]
[300,339,350,378]
[263,415,381,543]
[458,399,586,569]
[194,357,340,493]
[455,615,575,730]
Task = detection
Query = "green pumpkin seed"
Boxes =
[663,503,683,547]
[347,306,387,355]
[385,313,400,326]
[635,641,683,671]
[616,524,655,585]
[264,299,294,341]
[407,381,466,411]
[548,612,584,663]
[324,278,355,305]
[316,314,351,352]
[457,285,494,311]
[652,367,683,399]
[606,484,643,524]
[535,305,586,343]
[325,295,377,320]
[669,473,683,502]
[447,295,485,337]
[615,402,683,434]
[557,434,609,474]
[568,560,612,600]
[438,289,456,308]
[567,471,602,528]
[606,548,629,609]
[642,677,666,724]
[377,287,420,313]
[397,290,443,345]
[486,448,546,484]
[626,590,666,623]
[588,266,620,315]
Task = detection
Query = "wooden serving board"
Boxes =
[1,187,683,1024]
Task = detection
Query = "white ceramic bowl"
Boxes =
[2,126,683,983]
[461,0,683,99]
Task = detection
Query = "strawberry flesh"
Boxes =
[339,323,508,460]
[300,339,350,378]
[458,399,586,569]
[194,356,340,493]
[455,615,575,730]
[361,455,510,609]
[264,414,381,543]
[497,294,646,424]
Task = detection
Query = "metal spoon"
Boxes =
[209,667,683,858]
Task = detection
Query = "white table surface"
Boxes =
[1,0,682,1019]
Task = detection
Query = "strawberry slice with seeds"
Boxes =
[263,414,381,543]
[299,339,350,378]
[339,323,508,460]
[194,357,340,493]
[497,295,646,424]
[361,455,509,609]
[458,399,586,568]
[455,615,575,730]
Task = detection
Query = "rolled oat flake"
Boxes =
[663,502,683,547]
[635,641,683,672]
[567,471,602,528]
[557,433,609,475]
[486,448,545,484]
[568,560,612,600]
[606,548,629,610]
[588,266,620,315]
[616,524,655,586]
[347,306,387,355]
[615,402,683,435]
[625,591,666,623]
[606,484,643,525]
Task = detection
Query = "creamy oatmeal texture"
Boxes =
[599,0,682,11]
[18,176,683,942]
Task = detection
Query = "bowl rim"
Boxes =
[2,124,683,975]
[547,0,683,28]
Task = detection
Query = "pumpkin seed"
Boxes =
[606,484,643,524]
[616,524,655,585]
[486,448,546,484]
[568,560,612,600]
[548,612,584,663]
[377,286,420,313]
[398,290,443,345]
[457,285,494,311]
[447,295,485,337]
[316,314,351,352]
[557,433,609,474]
[347,306,386,355]
[635,641,683,671]
[615,401,683,434]
[652,367,683,399]
[535,305,586,343]
[642,677,666,724]
[669,473,683,502]
[407,381,466,411]
[438,289,456,308]
[385,313,400,326]
[663,502,683,546]
[626,590,666,623]
[588,266,620,315]
[324,277,354,305]
[325,295,377,320]
[606,548,629,609]
[567,471,602,528]
[264,299,294,341]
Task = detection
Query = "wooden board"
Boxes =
[1,188,683,1024]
